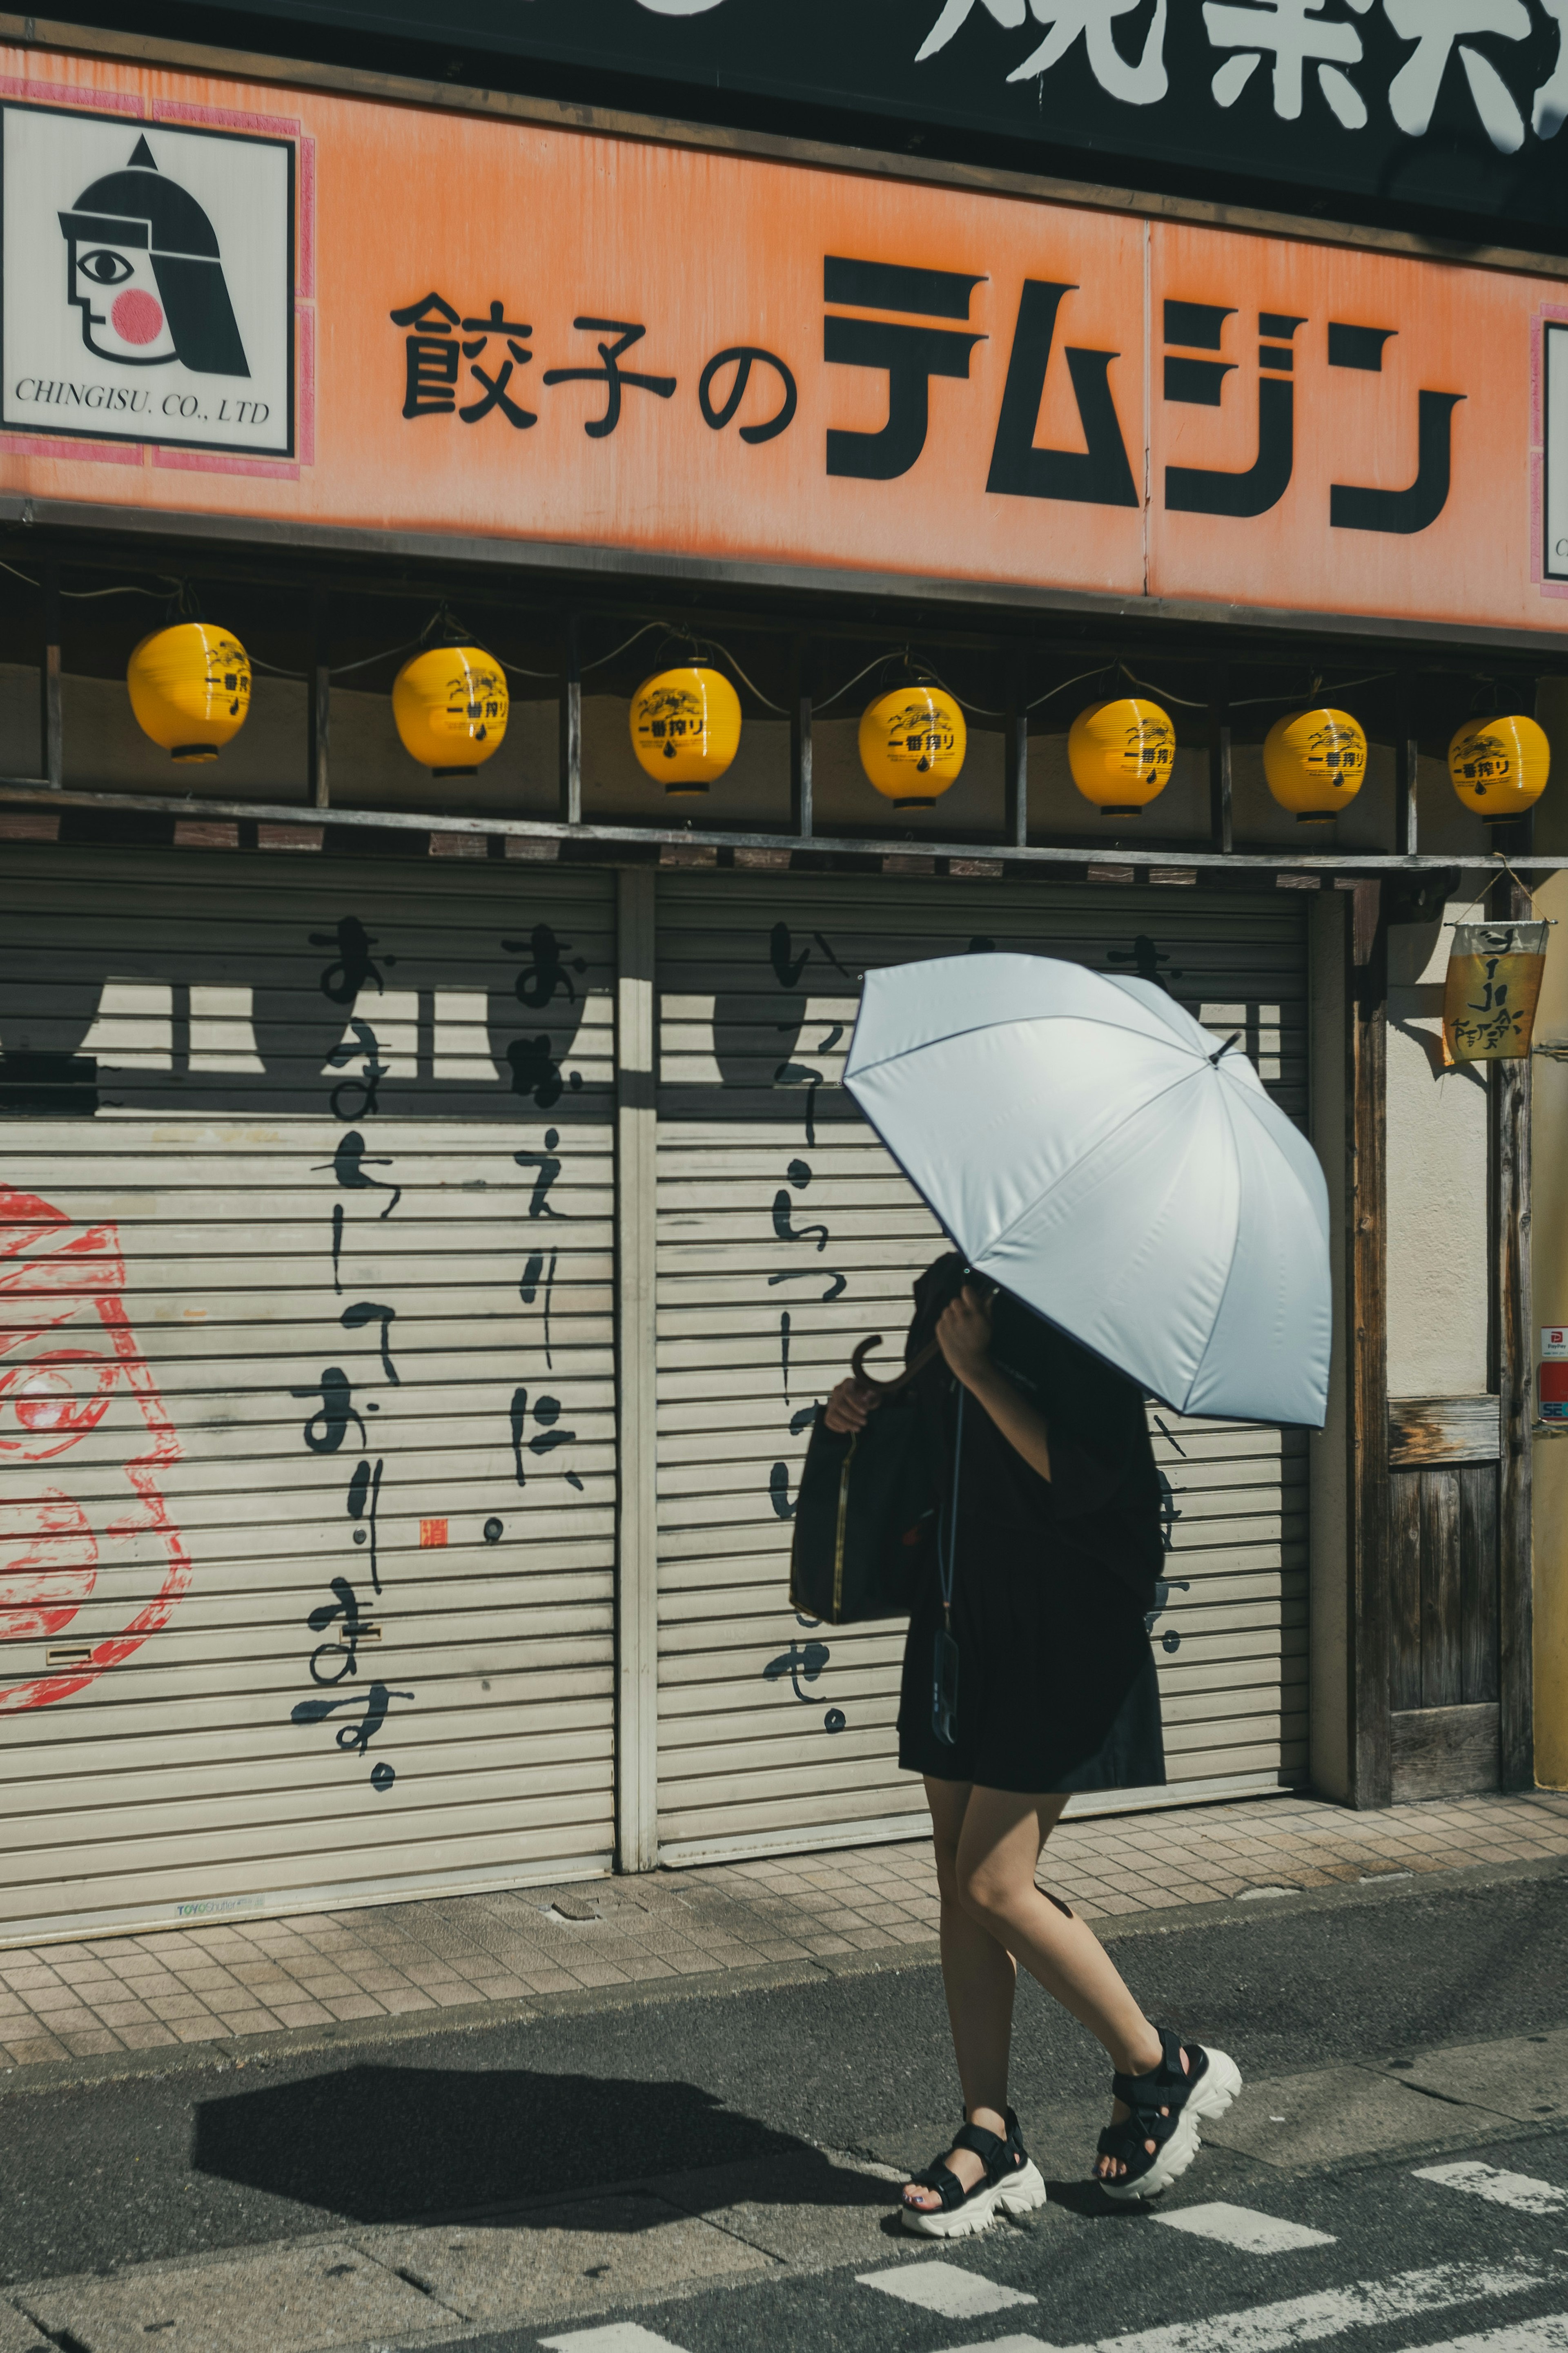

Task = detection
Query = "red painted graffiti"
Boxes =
[0,1186,189,1712]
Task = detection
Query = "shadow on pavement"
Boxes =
[192,2063,892,2226]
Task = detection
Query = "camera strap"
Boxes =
[938,1383,964,1628]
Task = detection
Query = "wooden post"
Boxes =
[1492,874,1535,1789]
[39,558,62,790]
[307,591,330,812]
[789,636,813,840]
[1208,665,1233,855]
[559,612,583,827]
[1004,651,1028,850]
[615,866,659,1871]
[1395,675,1419,860]
[1348,879,1392,1807]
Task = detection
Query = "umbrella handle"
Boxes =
[850,1334,941,1396]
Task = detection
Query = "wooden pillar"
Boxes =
[790,636,813,840]
[39,558,62,790]
[1004,651,1029,850]
[559,613,583,827]
[1394,676,1419,860]
[1208,665,1233,855]
[1492,875,1535,1789]
[307,591,330,812]
[614,866,659,1871]
[1348,879,1392,1807]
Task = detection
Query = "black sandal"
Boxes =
[1093,2026,1242,2204]
[901,2108,1047,2239]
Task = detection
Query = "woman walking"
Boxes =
[823,1253,1240,2237]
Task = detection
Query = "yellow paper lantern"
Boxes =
[1068,697,1175,814]
[392,645,509,776]
[858,685,966,809]
[1263,707,1367,822]
[126,622,250,763]
[630,665,742,794]
[1448,715,1550,820]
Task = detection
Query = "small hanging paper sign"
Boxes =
[1442,921,1549,1064]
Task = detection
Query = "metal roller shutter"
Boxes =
[654,872,1310,1866]
[0,842,617,1945]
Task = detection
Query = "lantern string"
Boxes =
[1448,850,1557,929]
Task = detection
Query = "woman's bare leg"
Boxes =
[902,1776,1018,2213]
[953,1786,1183,2182]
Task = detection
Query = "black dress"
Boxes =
[896,1253,1168,1796]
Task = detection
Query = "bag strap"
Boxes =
[937,1386,965,1629]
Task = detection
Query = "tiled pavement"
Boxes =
[4,1787,1566,2069]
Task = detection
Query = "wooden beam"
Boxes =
[1390,1702,1500,1801]
[1348,878,1392,1807]
[0,775,1548,872]
[559,611,582,827]
[1388,1395,1501,1466]
[1209,665,1233,855]
[614,865,659,1872]
[39,558,62,792]
[790,636,813,841]
[1491,875,1535,1790]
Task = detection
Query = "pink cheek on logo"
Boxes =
[110,289,164,347]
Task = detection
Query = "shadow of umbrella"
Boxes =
[192,2064,891,2228]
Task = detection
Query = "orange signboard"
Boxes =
[0,45,1563,636]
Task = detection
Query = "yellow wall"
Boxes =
[1532,870,1568,1788]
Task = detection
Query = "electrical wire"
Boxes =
[1117,663,1399,711]
[331,634,428,678]
[580,620,663,674]
[706,641,786,715]
[815,652,900,713]
[0,559,179,599]
[1026,660,1116,713]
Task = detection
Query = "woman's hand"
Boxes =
[936,1284,995,1389]
[823,1377,879,1434]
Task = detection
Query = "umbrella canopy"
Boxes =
[843,953,1331,1428]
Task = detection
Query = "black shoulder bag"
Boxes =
[787,1382,939,1626]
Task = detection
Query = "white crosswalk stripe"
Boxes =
[934,2320,1568,2353]
[1415,2163,1568,2216]
[1397,2324,1568,2353]
[1153,2203,1337,2255]
[857,2260,1038,2317]
[923,2259,1550,2353]
[539,2326,690,2353]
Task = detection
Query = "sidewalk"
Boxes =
[4,1788,1567,2069]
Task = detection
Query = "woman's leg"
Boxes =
[953,1786,1183,2182]
[902,1775,1019,2212]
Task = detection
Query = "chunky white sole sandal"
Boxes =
[1094,2031,1243,2204]
[901,2108,1049,2239]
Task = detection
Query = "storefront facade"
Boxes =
[0,18,1562,1945]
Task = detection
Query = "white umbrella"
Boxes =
[843,953,1331,1428]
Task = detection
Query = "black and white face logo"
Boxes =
[58,133,249,376]
[3,107,292,456]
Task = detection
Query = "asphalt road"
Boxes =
[445,2117,1568,2353]
[1,1862,1564,2293]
